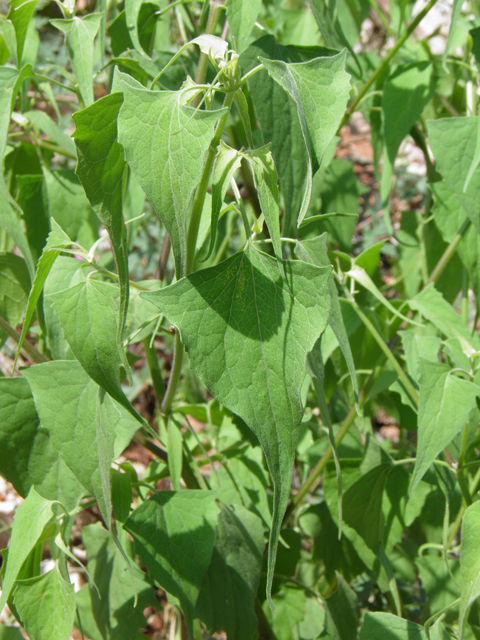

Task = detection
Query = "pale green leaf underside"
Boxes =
[141,244,332,604]
[115,69,226,274]
[261,50,351,226]
[460,501,480,637]
[0,488,55,612]
[12,566,75,640]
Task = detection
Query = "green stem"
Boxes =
[0,315,49,363]
[337,0,439,132]
[143,337,166,405]
[285,371,376,520]
[161,332,184,414]
[425,218,471,287]
[344,294,419,407]
[185,89,235,276]
[192,0,225,105]
[255,598,280,640]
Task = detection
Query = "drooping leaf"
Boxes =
[195,503,265,640]
[324,573,359,640]
[296,234,359,408]
[12,566,75,640]
[226,0,262,53]
[409,360,480,496]
[7,0,38,65]
[50,14,103,107]
[428,117,480,235]
[14,219,74,368]
[243,144,282,261]
[16,174,50,264]
[73,92,131,379]
[0,377,85,509]
[47,278,144,425]
[205,140,242,263]
[410,284,480,348]
[23,110,76,157]
[260,50,351,226]
[360,612,428,640]
[115,69,227,274]
[0,252,30,327]
[23,360,140,526]
[141,244,332,605]
[75,522,157,640]
[125,491,219,639]
[459,501,480,637]
[381,63,435,229]
[0,488,56,612]
[239,37,345,234]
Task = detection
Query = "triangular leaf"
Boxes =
[141,244,332,605]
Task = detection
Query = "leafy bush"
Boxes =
[1,0,480,639]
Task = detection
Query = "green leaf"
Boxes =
[50,14,103,107]
[205,140,242,263]
[73,92,131,380]
[195,503,265,640]
[342,463,391,550]
[47,278,144,425]
[324,573,359,640]
[428,117,480,235]
[115,69,227,274]
[16,174,50,264]
[75,522,157,640]
[296,234,359,408]
[409,360,480,496]
[23,110,76,157]
[12,565,75,640]
[409,284,480,347]
[7,0,38,65]
[226,0,262,53]
[125,491,219,639]
[141,244,331,605]
[381,63,435,227]
[460,501,480,637]
[360,612,428,640]
[263,584,307,640]
[0,73,35,277]
[0,488,56,612]
[22,360,139,526]
[260,50,351,226]
[0,377,85,509]
[15,219,74,368]
[0,628,24,640]
[0,252,30,327]
[243,144,282,261]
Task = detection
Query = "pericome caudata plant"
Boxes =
[2,0,480,639]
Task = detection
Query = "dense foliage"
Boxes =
[1,0,480,638]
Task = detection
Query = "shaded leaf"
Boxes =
[360,612,428,640]
[125,491,219,639]
[195,503,265,640]
[0,377,85,509]
[0,252,30,327]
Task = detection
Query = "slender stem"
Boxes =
[192,0,225,106]
[337,0,439,132]
[425,218,471,287]
[343,294,419,407]
[161,332,184,414]
[157,233,171,281]
[134,434,168,463]
[255,598,280,640]
[0,315,49,364]
[285,371,376,520]
[143,337,166,404]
